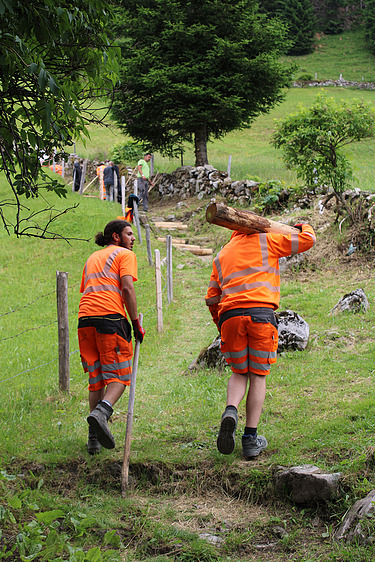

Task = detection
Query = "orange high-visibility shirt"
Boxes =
[205,224,316,317]
[79,245,138,318]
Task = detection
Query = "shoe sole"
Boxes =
[217,415,236,455]
[87,414,115,449]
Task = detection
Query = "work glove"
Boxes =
[132,318,145,343]
[293,223,304,232]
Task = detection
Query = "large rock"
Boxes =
[330,288,369,315]
[274,465,341,504]
[334,490,375,545]
[276,310,309,352]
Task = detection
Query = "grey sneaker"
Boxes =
[242,434,268,458]
[217,409,238,455]
[87,404,115,449]
[87,435,101,455]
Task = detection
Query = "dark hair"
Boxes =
[145,152,152,157]
[95,220,131,246]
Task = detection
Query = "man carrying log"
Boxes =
[78,220,145,454]
[205,205,316,459]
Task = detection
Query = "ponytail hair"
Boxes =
[95,220,131,247]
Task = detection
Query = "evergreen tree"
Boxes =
[111,0,293,166]
[364,0,375,54]
[258,0,316,55]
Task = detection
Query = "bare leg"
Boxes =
[226,372,248,408]
[245,373,266,428]
[89,382,126,413]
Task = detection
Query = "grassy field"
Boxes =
[1,28,375,562]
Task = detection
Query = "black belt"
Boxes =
[218,307,277,330]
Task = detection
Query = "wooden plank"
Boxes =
[154,222,187,230]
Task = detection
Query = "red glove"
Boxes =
[294,223,304,232]
[132,318,145,343]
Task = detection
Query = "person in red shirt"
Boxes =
[205,223,316,459]
[78,219,145,454]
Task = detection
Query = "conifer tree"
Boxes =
[111,0,293,166]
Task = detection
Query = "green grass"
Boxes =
[2,30,375,560]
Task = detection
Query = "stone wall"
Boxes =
[154,164,260,205]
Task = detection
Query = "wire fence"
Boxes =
[0,252,170,387]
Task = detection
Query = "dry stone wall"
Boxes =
[154,165,260,205]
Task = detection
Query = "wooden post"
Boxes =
[145,225,153,266]
[227,155,232,178]
[206,202,299,235]
[72,167,76,192]
[121,313,143,495]
[166,235,173,304]
[56,271,70,393]
[121,176,126,216]
[133,201,142,245]
[61,159,65,179]
[155,249,163,332]
[114,168,118,203]
[79,159,87,195]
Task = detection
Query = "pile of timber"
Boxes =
[157,237,212,256]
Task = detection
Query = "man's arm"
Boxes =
[121,274,145,342]
[137,164,145,179]
[121,275,138,320]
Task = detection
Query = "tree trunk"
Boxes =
[206,202,299,235]
[194,125,208,166]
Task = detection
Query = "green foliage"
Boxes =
[252,178,304,214]
[364,0,375,55]
[111,0,294,166]
[109,141,147,166]
[297,73,314,81]
[0,490,121,561]
[272,93,375,209]
[259,0,316,55]
[0,0,119,237]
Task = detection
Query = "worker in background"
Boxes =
[117,194,140,224]
[205,222,316,459]
[136,153,153,212]
[96,162,106,200]
[78,220,145,454]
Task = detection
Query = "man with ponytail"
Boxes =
[78,220,145,454]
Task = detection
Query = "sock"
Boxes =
[99,400,113,414]
[244,426,257,437]
[225,405,238,413]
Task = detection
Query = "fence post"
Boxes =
[155,249,163,332]
[121,176,126,215]
[133,201,142,245]
[79,159,87,195]
[145,225,153,266]
[61,159,65,179]
[56,271,70,392]
[166,235,173,304]
[227,155,232,178]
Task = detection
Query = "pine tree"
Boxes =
[111,0,293,166]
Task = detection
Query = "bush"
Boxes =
[108,141,147,166]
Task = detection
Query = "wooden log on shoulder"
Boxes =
[206,202,299,235]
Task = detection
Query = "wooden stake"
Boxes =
[56,271,70,393]
[166,235,173,304]
[121,313,143,495]
[206,202,299,235]
[155,249,163,333]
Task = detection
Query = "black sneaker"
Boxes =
[242,434,268,459]
[87,403,115,449]
[217,409,238,455]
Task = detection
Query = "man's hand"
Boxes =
[132,318,145,343]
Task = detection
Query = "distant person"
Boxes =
[73,160,82,192]
[117,194,140,224]
[137,153,153,212]
[96,162,106,199]
[205,222,316,459]
[49,163,63,176]
[78,220,145,454]
[103,161,119,202]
